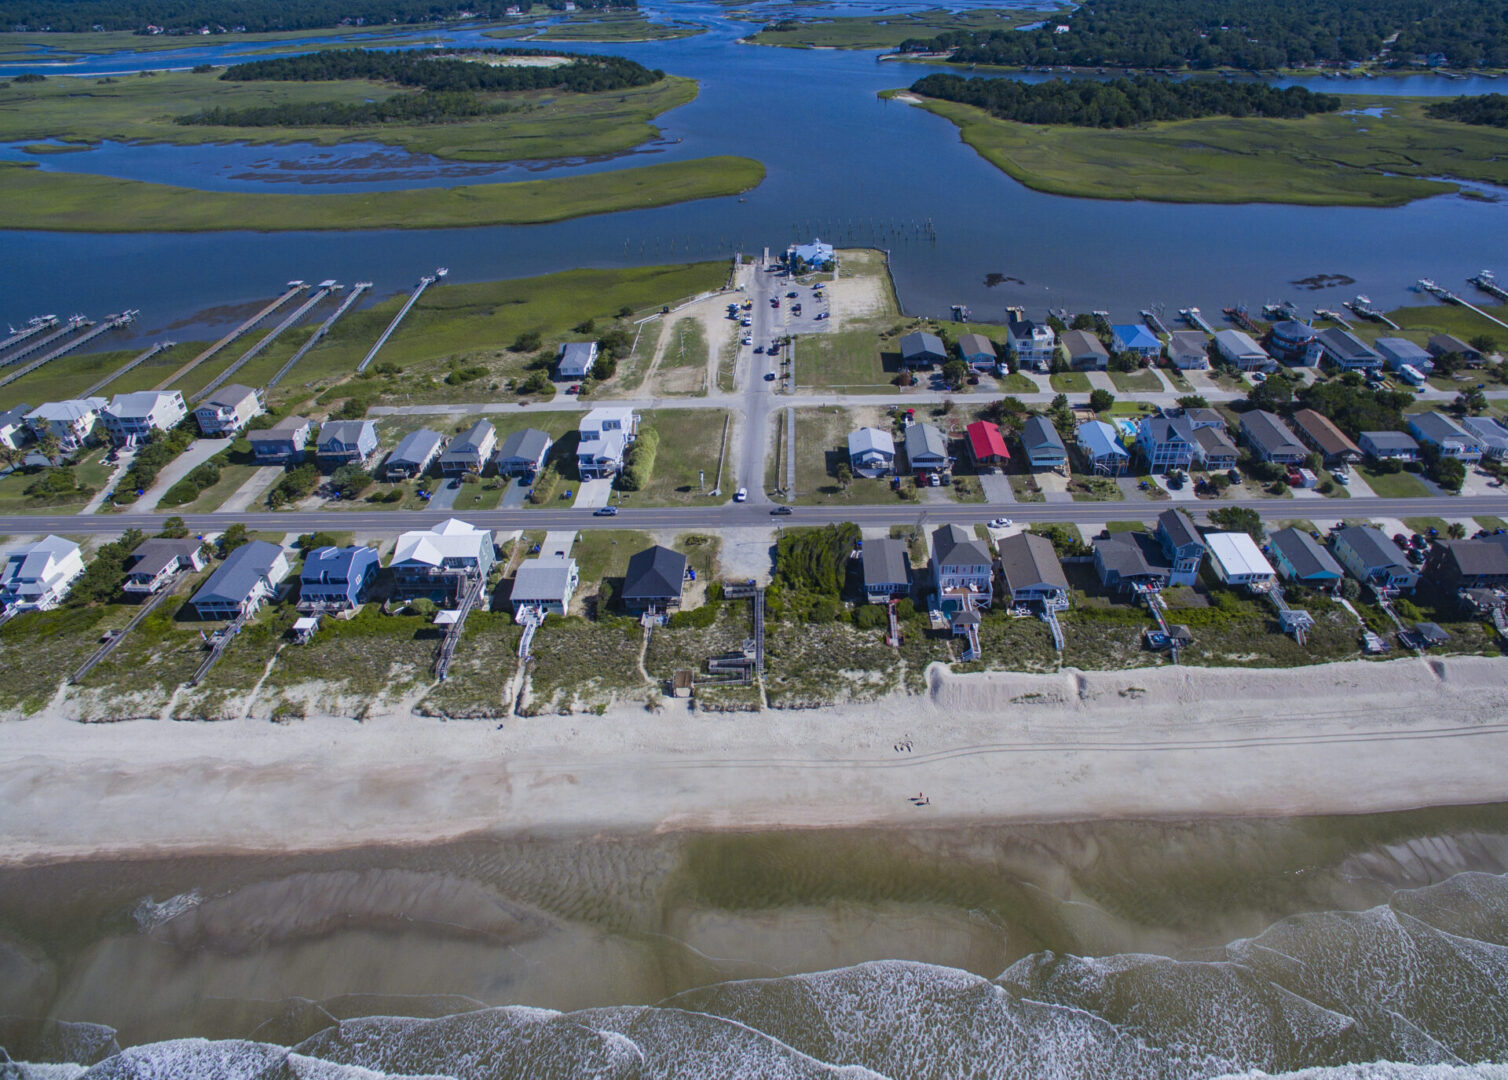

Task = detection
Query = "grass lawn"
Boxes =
[1068,475,1125,502]
[997,373,1039,394]
[1476,516,1508,531]
[0,155,764,233]
[0,448,112,513]
[1105,520,1148,533]
[0,604,132,714]
[567,529,655,606]
[792,407,906,506]
[179,463,262,513]
[1376,300,1508,347]
[1402,516,1451,535]
[798,325,898,390]
[894,94,1508,207]
[1008,471,1045,502]
[658,316,709,395]
[1109,368,1164,393]
[1357,464,1432,498]
[0,68,699,164]
[1160,366,1194,391]
[622,408,731,507]
[1049,372,1091,393]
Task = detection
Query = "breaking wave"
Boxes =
[7,874,1508,1079]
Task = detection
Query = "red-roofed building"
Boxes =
[966,420,1009,471]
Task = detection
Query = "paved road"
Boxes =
[13,494,1508,538]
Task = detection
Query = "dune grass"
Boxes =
[748,7,1046,50]
[0,154,765,232]
[527,16,705,42]
[0,67,699,163]
[893,92,1508,207]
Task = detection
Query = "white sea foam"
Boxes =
[130,890,202,933]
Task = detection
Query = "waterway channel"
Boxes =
[0,0,1504,347]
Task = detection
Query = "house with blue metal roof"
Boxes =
[1111,324,1161,358]
[787,239,835,269]
[1077,420,1129,476]
[298,545,380,611]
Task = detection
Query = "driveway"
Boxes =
[1036,470,1073,504]
[133,437,232,511]
[78,448,138,514]
[979,473,1015,503]
[542,531,577,559]
[500,478,530,508]
[429,477,463,511]
[572,478,614,508]
[219,466,284,513]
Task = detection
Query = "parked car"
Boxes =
[566,384,581,395]
[734,487,747,502]
[815,312,829,320]
[989,517,1013,528]
[742,336,753,346]
[593,506,619,516]
[764,372,776,381]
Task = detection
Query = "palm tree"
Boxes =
[1447,522,1467,540]
[34,431,60,465]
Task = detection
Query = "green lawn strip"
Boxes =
[996,373,1038,394]
[662,316,709,373]
[1008,472,1045,502]
[1049,372,1090,393]
[0,155,765,232]
[561,529,655,609]
[1108,368,1163,393]
[528,16,705,41]
[748,7,1043,49]
[622,408,730,507]
[1357,465,1432,498]
[178,463,263,513]
[524,614,648,714]
[1068,474,1125,502]
[1376,301,1508,346]
[797,323,903,390]
[1402,516,1450,535]
[892,93,1502,207]
[1476,516,1508,531]
[0,69,699,164]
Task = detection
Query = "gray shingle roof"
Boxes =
[1336,526,1408,572]
[905,422,947,461]
[126,538,201,579]
[1061,329,1108,358]
[862,539,909,588]
[1241,410,1306,457]
[1022,415,1066,454]
[1096,531,1169,577]
[932,524,991,568]
[193,541,283,606]
[1270,527,1343,580]
[388,428,445,467]
[622,545,686,601]
[1158,509,1201,552]
[998,532,1067,594]
[199,384,259,411]
[1360,430,1419,453]
[899,331,946,359]
[1410,411,1472,444]
[1440,537,1508,578]
[498,427,551,462]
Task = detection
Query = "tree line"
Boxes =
[1426,93,1508,127]
[897,0,1508,72]
[910,73,1340,127]
[220,47,662,93]
[177,90,519,127]
[2,0,632,34]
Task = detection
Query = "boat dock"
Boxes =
[0,315,60,356]
[1222,305,1263,334]
[81,341,176,397]
[1179,307,1213,333]
[1313,307,1353,330]
[267,282,370,390]
[1470,270,1508,303]
[153,281,307,391]
[357,267,446,374]
[1343,293,1398,330]
[0,314,88,368]
[192,281,337,404]
[1418,278,1508,332]
[0,310,136,390]
[1139,308,1170,337]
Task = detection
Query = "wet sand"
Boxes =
[3,656,1508,866]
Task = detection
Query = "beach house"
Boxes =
[997,532,1068,608]
[0,535,85,611]
[1428,536,1508,591]
[861,539,910,603]
[1408,412,1482,462]
[1213,330,1272,371]
[1191,425,1239,471]
[1156,509,1205,586]
[1331,526,1418,594]
[1291,409,1362,467]
[1375,338,1434,376]
[298,545,380,611]
[1166,331,1210,370]
[957,333,997,371]
[1268,527,1345,590]
[121,537,206,595]
[899,331,947,369]
[1317,328,1381,371]
[1137,415,1196,473]
[510,555,579,617]
[576,407,639,479]
[190,540,290,620]
[1077,420,1129,476]
[1205,532,1276,590]
[1267,321,1321,366]
[0,404,30,451]
[193,384,262,436]
[557,341,598,380]
[26,398,106,452]
[1111,324,1160,360]
[249,416,313,464]
[965,420,1010,472]
[383,429,446,480]
[931,524,993,612]
[495,428,553,480]
[904,422,949,476]
[1093,529,1172,593]
[621,544,687,615]
[1462,415,1508,459]
[439,419,497,476]
[1240,410,1308,464]
[316,420,378,467]
[1428,334,1483,365]
[1358,430,1420,462]
[847,426,895,478]
[1006,311,1056,372]
[1020,416,1067,469]
[1060,329,1109,371]
[100,390,187,446]
[390,518,496,600]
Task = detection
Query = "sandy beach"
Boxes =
[3,656,1508,866]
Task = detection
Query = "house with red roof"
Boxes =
[966,420,1009,472]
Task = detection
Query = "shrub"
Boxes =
[853,604,886,629]
[618,424,659,491]
[333,397,370,420]
[896,598,917,620]
[1088,388,1115,413]
[297,531,341,551]
[24,467,91,503]
[528,463,561,504]
[512,331,542,352]
[159,479,202,507]
[776,523,860,595]
[408,598,438,617]
[518,370,551,396]
[217,522,249,557]
[668,603,719,629]
[808,596,843,622]
[267,463,319,508]
[159,516,190,539]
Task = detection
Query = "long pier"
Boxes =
[1222,306,1262,335]
[81,341,176,398]
[153,282,307,391]
[267,282,370,390]
[193,282,336,404]
[356,268,446,374]
[1314,307,1353,331]
[1469,271,1508,303]
[0,311,137,391]
[1418,279,1508,332]
[1140,308,1170,337]
[0,316,59,355]
[1180,307,1213,333]
[0,314,88,368]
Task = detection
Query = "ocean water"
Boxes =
[3,813,1508,1078]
